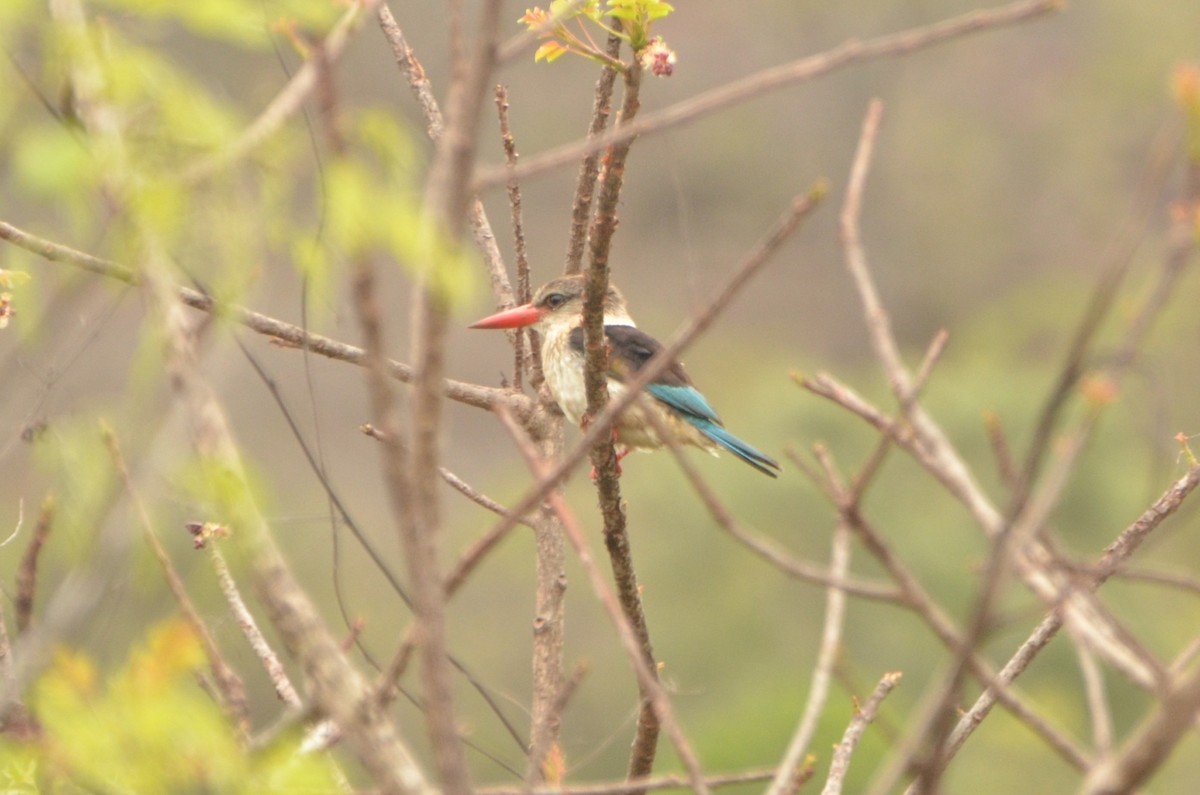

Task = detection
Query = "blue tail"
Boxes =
[694,420,781,478]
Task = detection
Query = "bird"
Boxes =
[469,274,780,477]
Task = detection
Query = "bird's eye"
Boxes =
[544,293,566,309]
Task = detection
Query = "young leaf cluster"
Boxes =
[519,0,675,71]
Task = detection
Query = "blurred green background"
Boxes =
[2,0,1200,791]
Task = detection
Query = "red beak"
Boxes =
[468,303,542,329]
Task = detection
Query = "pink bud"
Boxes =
[639,36,676,77]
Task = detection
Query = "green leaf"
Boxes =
[10,124,94,200]
[535,40,569,62]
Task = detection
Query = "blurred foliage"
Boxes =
[1,620,340,793]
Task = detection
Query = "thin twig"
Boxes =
[477,768,776,795]
[181,0,379,183]
[377,3,515,307]
[0,500,21,548]
[106,428,250,730]
[475,0,1061,190]
[1073,637,1113,754]
[495,83,530,393]
[495,408,710,795]
[0,220,524,416]
[527,660,589,785]
[14,497,54,636]
[768,521,853,795]
[983,410,1020,490]
[441,466,535,528]
[205,537,303,711]
[565,32,623,275]
[820,672,902,795]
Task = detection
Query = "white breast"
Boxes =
[540,316,635,427]
[542,329,588,425]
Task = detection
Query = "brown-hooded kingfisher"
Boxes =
[469,274,781,478]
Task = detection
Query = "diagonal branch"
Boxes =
[377,2,515,307]
[181,0,379,183]
[475,0,1061,191]
[0,220,528,416]
[820,672,902,795]
[768,520,853,795]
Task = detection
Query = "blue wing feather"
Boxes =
[572,324,780,477]
[690,419,780,478]
[646,384,780,477]
[645,383,721,424]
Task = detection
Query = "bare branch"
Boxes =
[820,672,902,795]
[475,0,1061,191]
[106,430,250,730]
[768,521,853,795]
[201,534,303,711]
[494,83,532,392]
[181,0,379,183]
[936,465,1200,774]
[1080,663,1200,795]
[495,408,710,795]
[565,32,624,275]
[377,3,515,307]
[477,768,775,795]
[0,220,525,415]
[14,497,54,636]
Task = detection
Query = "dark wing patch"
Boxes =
[568,325,693,387]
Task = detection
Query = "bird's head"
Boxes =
[468,274,633,332]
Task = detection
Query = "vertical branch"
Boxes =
[384,8,566,776]
[1073,638,1113,755]
[767,520,852,795]
[14,497,54,635]
[494,409,710,795]
[514,145,569,782]
[564,32,624,275]
[396,1,503,792]
[577,54,660,779]
[495,84,532,392]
